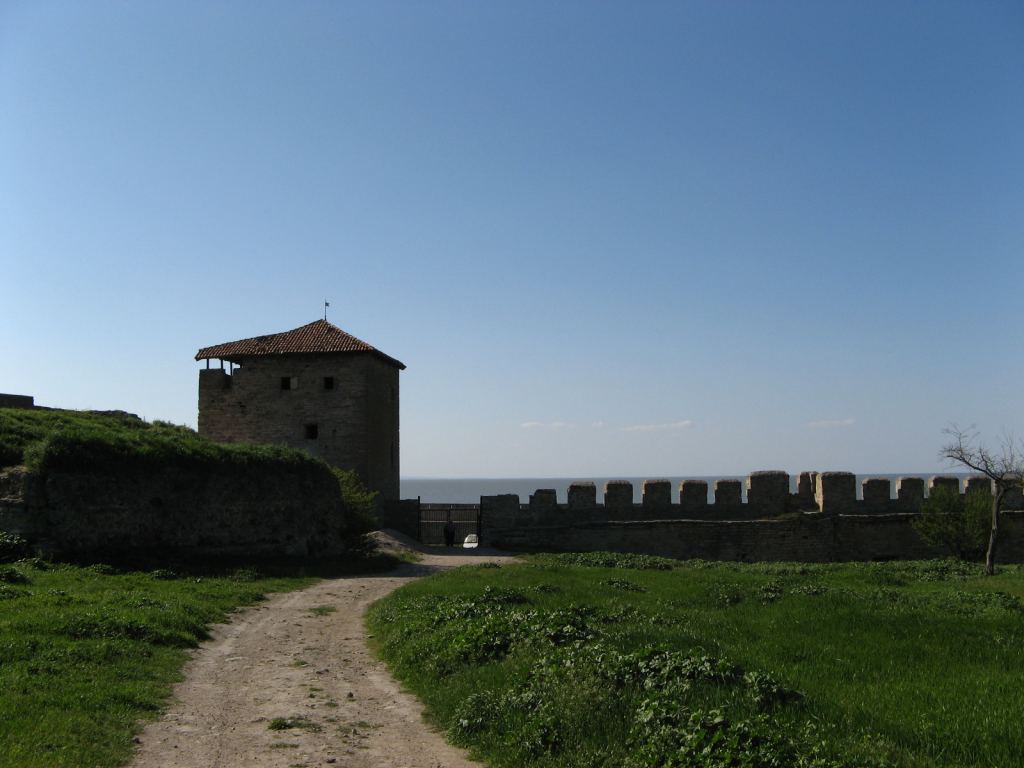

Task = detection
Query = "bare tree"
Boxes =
[941,426,1024,575]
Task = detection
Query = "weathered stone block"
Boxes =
[815,472,856,516]
[642,480,671,511]
[568,482,596,511]
[929,476,961,496]
[529,489,558,515]
[679,480,709,514]
[896,477,925,511]
[747,471,789,516]
[796,471,818,507]
[861,478,892,509]
[604,481,633,513]
[714,480,742,512]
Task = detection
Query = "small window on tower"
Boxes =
[323,376,335,390]
[280,376,298,390]
[305,423,319,440]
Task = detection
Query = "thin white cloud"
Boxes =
[591,420,606,428]
[622,420,694,433]
[807,418,855,428]
[520,421,543,429]
[520,420,573,429]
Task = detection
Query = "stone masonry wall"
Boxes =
[0,462,349,559]
[477,471,1024,563]
[0,394,34,409]
[198,353,400,499]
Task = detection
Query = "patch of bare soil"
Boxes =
[128,538,517,768]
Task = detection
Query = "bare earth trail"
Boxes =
[129,534,517,768]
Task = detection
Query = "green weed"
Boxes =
[268,717,321,732]
[368,554,1024,768]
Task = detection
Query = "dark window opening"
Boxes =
[323,376,335,390]
[305,423,319,440]
[280,376,297,390]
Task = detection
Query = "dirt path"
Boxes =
[129,534,517,768]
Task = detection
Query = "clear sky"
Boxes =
[2,1,1022,477]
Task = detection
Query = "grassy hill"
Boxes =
[369,554,1024,768]
[0,407,322,475]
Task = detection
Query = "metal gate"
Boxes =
[418,504,481,547]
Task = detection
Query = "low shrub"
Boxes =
[912,487,989,560]
[0,532,30,563]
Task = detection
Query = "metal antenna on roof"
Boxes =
[324,300,330,321]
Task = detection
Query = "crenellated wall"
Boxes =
[478,471,1024,562]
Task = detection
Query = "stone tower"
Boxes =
[196,320,405,499]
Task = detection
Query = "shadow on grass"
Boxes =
[33,546,405,580]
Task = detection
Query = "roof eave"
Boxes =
[195,349,406,370]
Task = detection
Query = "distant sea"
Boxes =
[401,474,965,504]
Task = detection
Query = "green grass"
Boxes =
[367,555,1024,768]
[268,716,321,732]
[0,407,325,475]
[0,406,382,548]
[0,559,315,768]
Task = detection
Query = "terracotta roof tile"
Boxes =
[195,320,405,369]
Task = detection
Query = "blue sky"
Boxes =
[2,1,1022,477]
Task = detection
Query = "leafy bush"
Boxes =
[0,565,30,584]
[912,487,990,560]
[332,467,379,539]
[603,577,646,592]
[0,531,30,563]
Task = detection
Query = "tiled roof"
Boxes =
[195,320,405,369]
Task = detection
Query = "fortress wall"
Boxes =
[0,468,46,541]
[481,507,839,562]
[0,394,34,409]
[479,470,1024,562]
[0,462,349,559]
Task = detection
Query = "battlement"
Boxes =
[477,470,1024,561]
[483,471,1014,524]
